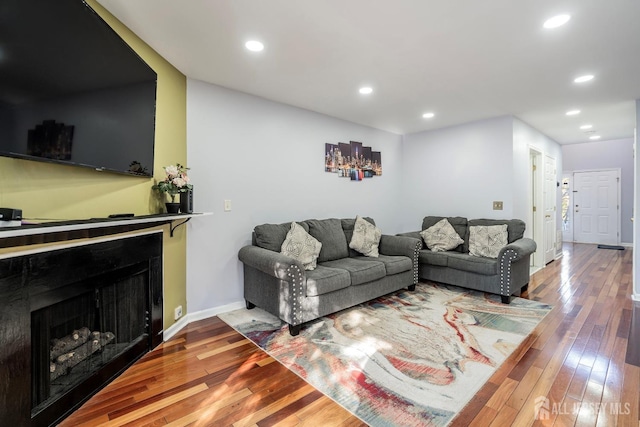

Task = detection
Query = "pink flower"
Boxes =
[172,177,186,188]
[165,165,179,177]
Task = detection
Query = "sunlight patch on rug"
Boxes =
[219,283,551,426]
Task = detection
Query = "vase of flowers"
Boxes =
[152,164,193,213]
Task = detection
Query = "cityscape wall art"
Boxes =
[324,141,382,181]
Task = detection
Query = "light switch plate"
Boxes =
[224,200,232,212]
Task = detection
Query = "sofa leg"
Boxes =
[408,284,416,291]
[501,295,512,304]
[246,300,255,310]
[521,283,529,292]
[288,324,301,336]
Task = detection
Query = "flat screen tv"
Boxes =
[0,0,157,177]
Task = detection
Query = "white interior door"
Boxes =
[573,170,620,245]
[561,174,573,242]
[544,155,556,264]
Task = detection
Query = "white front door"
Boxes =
[573,170,620,245]
[543,155,556,264]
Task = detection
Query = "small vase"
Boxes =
[165,202,180,214]
[180,189,193,214]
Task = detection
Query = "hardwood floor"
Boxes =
[61,243,639,426]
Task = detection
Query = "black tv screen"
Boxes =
[0,0,157,177]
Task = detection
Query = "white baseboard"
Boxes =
[163,316,189,341]
[162,300,246,341]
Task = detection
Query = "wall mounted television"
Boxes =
[0,0,157,177]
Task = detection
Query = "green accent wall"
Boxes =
[0,0,188,329]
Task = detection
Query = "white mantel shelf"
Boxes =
[0,212,212,240]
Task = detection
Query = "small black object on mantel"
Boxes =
[180,188,194,214]
[108,213,134,218]
[0,207,22,220]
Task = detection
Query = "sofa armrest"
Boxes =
[499,238,537,262]
[380,234,420,257]
[379,235,422,285]
[396,231,423,243]
[238,245,305,281]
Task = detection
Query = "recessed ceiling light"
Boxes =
[566,109,581,116]
[422,112,435,119]
[589,135,601,140]
[544,14,571,29]
[359,87,373,95]
[580,124,593,130]
[574,74,594,83]
[245,40,264,52]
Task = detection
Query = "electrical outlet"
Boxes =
[224,200,232,212]
[174,305,183,320]
[493,201,503,210]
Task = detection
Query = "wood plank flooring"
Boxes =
[61,243,639,426]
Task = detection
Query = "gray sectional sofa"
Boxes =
[399,216,536,303]
[238,217,421,335]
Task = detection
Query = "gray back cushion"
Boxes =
[464,218,526,252]
[253,221,309,252]
[341,217,376,257]
[421,216,468,253]
[305,218,349,262]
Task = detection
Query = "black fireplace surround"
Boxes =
[0,232,163,426]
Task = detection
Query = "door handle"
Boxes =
[545,215,551,218]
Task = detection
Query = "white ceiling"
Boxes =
[97,0,640,144]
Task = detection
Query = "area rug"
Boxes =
[219,283,551,426]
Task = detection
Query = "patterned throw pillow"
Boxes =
[349,215,382,257]
[420,218,464,252]
[468,224,508,258]
[281,222,322,270]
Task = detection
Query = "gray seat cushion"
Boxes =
[446,252,497,275]
[353,255,412,275]
[319,258,386,285]
[418,250,449,267]
[305,266,351,297]
[306,218,349,262]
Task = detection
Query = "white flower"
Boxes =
[172,177,186,188]
[165,165,179,177]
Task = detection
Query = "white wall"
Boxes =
[562,138,634,244]
[186,79,403,313]
[185,81,565,314]
[400,116,514,230]
[512,119,563,261]
[634,100,639,299]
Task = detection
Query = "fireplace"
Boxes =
[0,232,163,426]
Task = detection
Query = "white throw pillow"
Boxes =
[349,216,382,257]
[468,224,508,258]
[420,218,464,252]
[281,222,322,270]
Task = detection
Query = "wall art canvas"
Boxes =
[324,140,382,181]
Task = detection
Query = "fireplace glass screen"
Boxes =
[31,266,149,414]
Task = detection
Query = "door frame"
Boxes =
[529,147,544,270]
[543,154,557,264]
[571,168,621,245]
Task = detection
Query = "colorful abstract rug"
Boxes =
[219,283,551,426]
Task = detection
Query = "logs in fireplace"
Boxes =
[0,232,163,427]
[49,327,116,381]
